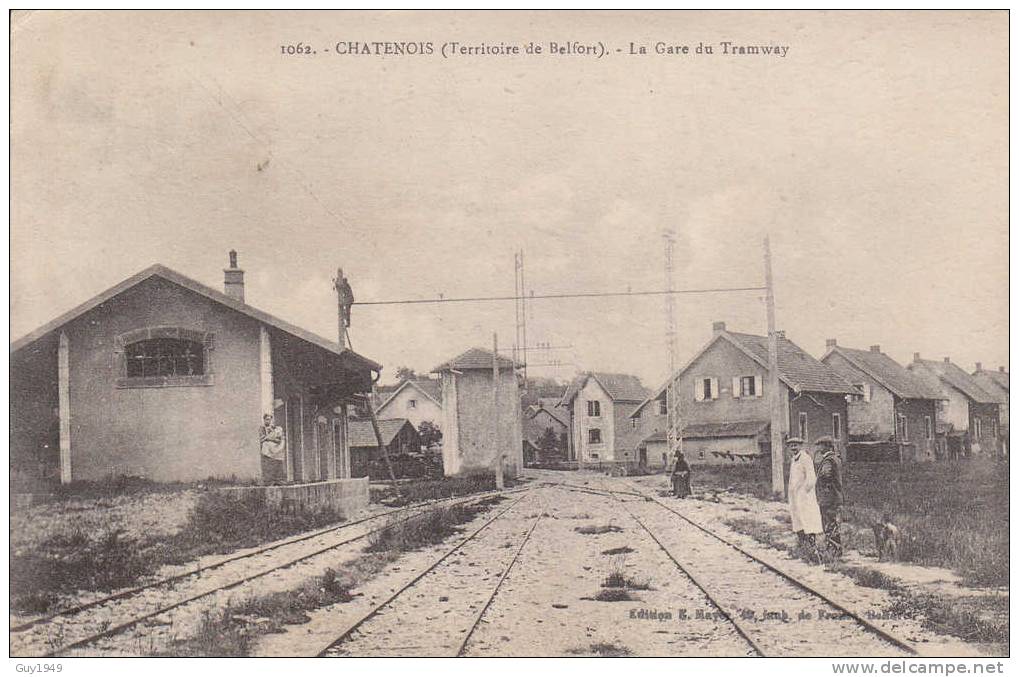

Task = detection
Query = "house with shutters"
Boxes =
[821,341,944,462]
[907,355,1003,458]
[374,378,443,431]
[10,253,381,486]
[971,363,1008,450]
[630,322,857,465]
[559,372,651,466]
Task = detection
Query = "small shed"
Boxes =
[347,418,421,478]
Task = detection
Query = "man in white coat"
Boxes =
[786,437,823,563]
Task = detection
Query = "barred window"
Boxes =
[125,338,205,377]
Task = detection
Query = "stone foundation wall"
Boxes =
[217,477,369,519]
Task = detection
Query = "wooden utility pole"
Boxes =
[492,332,504,490]
[764,236,784,497]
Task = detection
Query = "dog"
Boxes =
[871,517,900,561]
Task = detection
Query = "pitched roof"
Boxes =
[642,421,768,443]
[431,347,520,372]
[727,332,858,395]
[560,372,651,405]
[378,379,442,411]
[973,368,1009,394]
[630,328,857,417]
[682,420,770,439]
[347,418,415,448]
[824,346,944,400]
[10,264,382,372]
[525,402,569,428]
[911,359,1002,404]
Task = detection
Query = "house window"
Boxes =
[832,413,842,440]
[925,416,933,441]
[587,400,601,417]
[658,399,668,415]
[798,412,808,440]
[857,384,871,402]
[126,338,204,377]
[896,414,909,442]
[588,428,602,444]
[993,419,999,439]
[740,376,756,397]
[974,417,982,439]
[590,452,599,459]
[115,327,214,388]
[407,399,417,410]
[631,417,637,429]
[695,377,718,401]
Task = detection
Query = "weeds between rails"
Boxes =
[160,496,507,657]
[722,516,1007,647]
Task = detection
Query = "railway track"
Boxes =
[318,488,543,657]
[587,478,918,657]
[13,486,528,658]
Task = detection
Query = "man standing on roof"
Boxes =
[814,435,844,560]
[337,274,354,328]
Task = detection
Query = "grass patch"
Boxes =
[11,490,346,615]
[366,497,503,553]
[159,497,503,656]
[575,524,623,535]
[566,641,633,656]
[687,463,776,501]
[589,588,640,602]
[601,546,635,556]
[886,591,1008,647]
[601,572,652,590]
[371,470,514,507]
[840,460,1008,587]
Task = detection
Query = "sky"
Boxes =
[11,11,1008,387]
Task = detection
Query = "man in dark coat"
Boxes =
[814,435,844,559]
[670,452,691,498]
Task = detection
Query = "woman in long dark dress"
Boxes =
[671,452,692,498]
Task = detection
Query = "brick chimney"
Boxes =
[775,330,786,339]
[913,352,921,362]
[943,357,951,364]
[826,338,837,348]
[870,345,881,353]
[976,362,983,372]
[1000,366,1006,373]
[712,321,726,334]
[224,250,245,302]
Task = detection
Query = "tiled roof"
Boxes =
[348,418,414,448]
[827,346,943,400]
[682,420,770,439]
[378,379,443,412]
[973,369,1009,394]
[560,372,651,404]
[431,347,520,372]
[727,332,858,395]
[911,359,1002,404]
[9,264,382,372]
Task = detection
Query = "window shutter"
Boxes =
[864,385,871,402]
[694,379,704,402]
[732,377,741,399]
[710,378,719,400]
[754,375,763,397]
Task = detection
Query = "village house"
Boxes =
[9,254,382,485]
[630,322,857,466]
[432,347,524,478]
[522,398,570,464]
[347,418,422,478]
[821,341,944,462]
[559,372,651,466]
[907,355,1003,458]
[374,378,443,431]
[971,363,1008,450]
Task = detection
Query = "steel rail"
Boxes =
[14,485,526,635]
[316,489,536,657]
[623,481,920,656]
[603,485,765,657]
[38,489,527,658]
[455,495,546,656]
